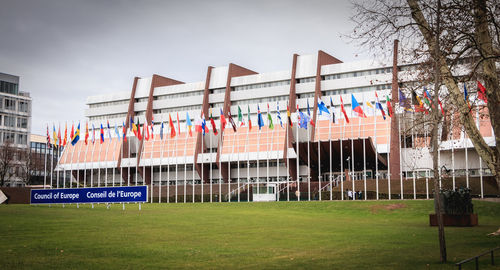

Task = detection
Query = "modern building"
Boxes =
[0,72,32,186]
[30,134,66,186]
[57,51,498,202]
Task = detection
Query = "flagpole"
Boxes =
[159,120,165,203]
[50,138,54,188]
[150,125,156,204]
[167,126,171,203]
[175,129,179,203]
[257,114,261,200]
[184,124,188,204]
[374,101,379,200]
[328,100,333,200]
[201,129,204,203]
[362,99,367,200]
[286,111,290,202]
[412,112,416,200]
[135,125,140,186]
[317,99,321,201]
[398,114,403,199]
[44,134,48,189]
[210,130,213,203]
[476,109,483,198]
[91,131,97,187]
[245,117,250,202]
[234,123,239,202]
[307,110,310,202]
[267,110,270,199]
[351,104,355,201]
[464,128,469,188]
[218,130,222,203]
[69,133,76,189]
[387,108,391,200]
[341,105,344,201]
[451,114,455,190]
[192,132,195,203]
[275,106,280,202]
[296,100,300,201]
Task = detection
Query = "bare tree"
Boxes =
[351,0,500,188]
[0,141,16,187]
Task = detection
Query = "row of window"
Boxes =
[1,132,28,145]
[323,84,391,97]
[233,80,291,92]
[323,67,392,81]
[231,95,289,107]
[0,81,18,95]
[157,90,204,100]
[89,113,128,122]
[88,99,128,109]
[0,115,28,128]
[0,97,29,113]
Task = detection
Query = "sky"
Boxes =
[0,0,368,135]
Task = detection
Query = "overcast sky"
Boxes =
[0,0,368,135]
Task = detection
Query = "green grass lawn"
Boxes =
[1,200,499,269]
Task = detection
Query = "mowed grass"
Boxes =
[1,200,499,270]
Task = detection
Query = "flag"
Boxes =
[298,109,309,129]
[143,122,149,141]
[366,101,374,109]
[307,99,315,126]
[100,123,105,144]
[57,124,61,148]
[386,96,393,117]
[186,112,193,137]
[425,89,444,116]
[228,111,237,132]
[318,98,330,115]
[176,112,181,136]
[438,99,445,116]
[412,91,427,113]
[46,125,52,148]
[131,117,138,137]
[150,116,155,140]
[160,121,164,140]
[70,123,74,140]
[114,123,120,140]
[169,114,176,138]
[287,105,293,127]
[219,108,227,130]
[477,81,488,103]
[247,105,252,131]
[423,88,434,108]
[330,97,336,123]
[107,120,112,139]
[122,121,127,142]
[340,96,350,123]
[399,89,412,111]
[71,123,80,146]
[63,123,68,146]
[91,124,95,144]
[375,91,386,120]
[201,112,207,136]
[276,102,283,128]
[84,122,89,145]
[464,84,472,110]
[351,94,367,117]
[136,119,143,141]
[195,114,203,133]
[209,109,218,135]
[267,103,274,130]
[238,106,244,126]
[257,105,265,130]
[53,124,58,148]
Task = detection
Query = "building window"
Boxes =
[4,99,15,110]
[16,133,27,145]
[17,117,28,128]
[3,132,15,143]
[4,116,15,127]
[18,101,29,113]
[0,81,18,95]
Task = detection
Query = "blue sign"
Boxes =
[30,186,148,204]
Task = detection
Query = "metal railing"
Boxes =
[456,247,499,270]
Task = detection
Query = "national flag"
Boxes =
[71,123,80,146]
[122,121,127,142]
[257,105,265,130]
[219,108,227,130]
[477,81,488,103]
[186,112,193,137]
[176,112,181,136]
[247,105,252,131]
[63,123,68,146]
[351,94,367,117]
[227,111,237,132]
[107,120,112,139]
[287,105,293,127]
[91,124,95,144]
[169,114,176,138]
[114,123,121,140]
[386,96,393,117]
[366,101,374,109]
[438,99,445,116]
[143,122,149,141]
[423,88,434,108]
[160,121,164,140]
[131,118,138,137]
[201,112,207,136]
[209,109,218,135]
[195,114,203,133]
[70,123,74,140]
[136,119,143,141]
[307,99,315,126]
[330,97,336,123]
[238,106,244,126]
[267,103,274,130]
[399,89,412,112]
[84,122,89,145]
[150,116,155,140]
[57,124,61,148]
[100,123,105,144]
[464,84,472,110]
[298,108,309,129]
[412,91,428,113]
[276,102,283,128]
[53,124,58,148]
[375,91,386,120]
[318,98,330,115]
[340,96,350,123]
[46,125,52,148]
